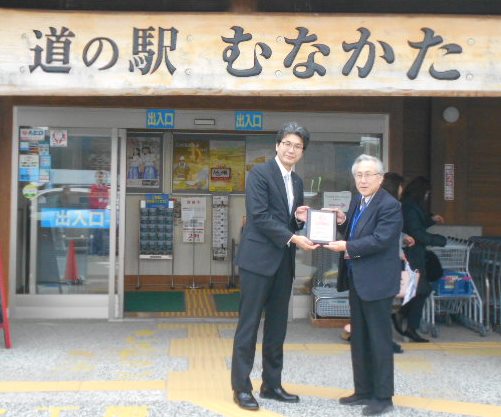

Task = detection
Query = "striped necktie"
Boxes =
[360,198,367,211]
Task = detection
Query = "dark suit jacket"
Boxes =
[402,199,446,292]
[236,158,304,277]
[337,188,403,301]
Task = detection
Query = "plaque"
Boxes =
[307,209,337,244]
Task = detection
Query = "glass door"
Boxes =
[13,127,119,318]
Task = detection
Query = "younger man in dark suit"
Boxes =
[324,154,403,416]
[231,122,319,411]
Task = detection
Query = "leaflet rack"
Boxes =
[136,200,174,289]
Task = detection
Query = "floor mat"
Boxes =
[213,292,240,312]
[124,289,239,318]
[124,291,185,312]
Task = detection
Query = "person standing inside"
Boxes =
[324,154,402,416]
[381,172,415,354]
[231,122,319,411]
[396,176,446,343]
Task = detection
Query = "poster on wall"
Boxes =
[209,140,245,193]
[19,154,39,182]
[444,164,455,201]
[126,132,163,193]
[182,220,205,243]
[245,139,276,180]
[180,196,206,222]
[181,197,206,243]
[172,138,209,192]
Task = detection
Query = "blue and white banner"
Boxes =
[41,208,110,229]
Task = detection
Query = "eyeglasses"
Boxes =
[280,141,303,151]
[354,172,381,180]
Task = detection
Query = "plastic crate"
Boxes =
[312,287,350,317]
[432,270,473,296]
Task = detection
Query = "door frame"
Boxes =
[10,106,120,319]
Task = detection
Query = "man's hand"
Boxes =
[321,207,346,225]
[290,235,320,251]
[323,240,347,252]
[295,205,310,223]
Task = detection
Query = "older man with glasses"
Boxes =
[324,154,403,416]
[231,121,319,411]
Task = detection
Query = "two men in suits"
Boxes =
[324,154,403,416]
[231,122,319,411]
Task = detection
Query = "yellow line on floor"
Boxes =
[282,341,501,354]
[0,380,165,392]
[1,378,499,417]
[3,322,499,417]
[261,382,501,417]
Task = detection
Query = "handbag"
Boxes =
[397,258,420,305]
[425,249,443,282]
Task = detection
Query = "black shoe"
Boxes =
[391,312,405,336]
[392,341,404,354]
[259,385,299,403]
[233,391,259,410]
[339,393,372,406]
[362,398,394,416]
[404,328,429,343]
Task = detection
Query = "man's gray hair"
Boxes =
[351,154,384,176]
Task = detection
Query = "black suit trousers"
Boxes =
[349,274,394,399]
[231,247,293,392]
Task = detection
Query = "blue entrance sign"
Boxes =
[146,109,175,129]
[41,209,110,229]
[235,111,263,131]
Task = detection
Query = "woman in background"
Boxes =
[382,172,414,353]
[397,176,446,343]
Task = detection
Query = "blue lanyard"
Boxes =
[349,198,369,239]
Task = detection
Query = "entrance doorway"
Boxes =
[12,120,120,319]
[10,107,388,320]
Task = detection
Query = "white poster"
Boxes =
[181,197,207,221]
[19,127,46,141]
[49,130,68,147]
[183,219,205,243]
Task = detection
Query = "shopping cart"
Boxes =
[422,237,488,337]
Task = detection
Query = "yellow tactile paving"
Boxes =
[0,380,165,392]
[1,322,501,417]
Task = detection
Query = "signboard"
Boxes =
[146,109,175,129]
[145,193,170,208]
[183,219,205,243]
[444,163,455,201]
[323,191,352,212]
[41,208,111,229]
[0,11,500,96]
[235,111,263,130]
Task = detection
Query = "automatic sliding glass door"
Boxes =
[13,127,119,318]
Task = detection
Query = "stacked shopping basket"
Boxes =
[422,237,487,337]
[311,286,350,318]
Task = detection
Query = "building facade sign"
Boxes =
[0,10,499,96]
